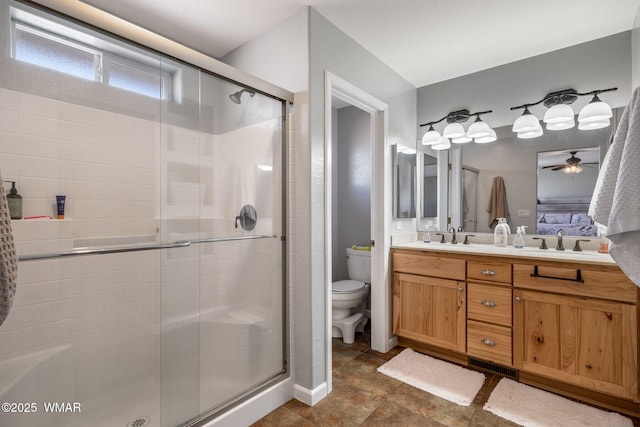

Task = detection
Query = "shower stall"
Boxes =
[0,1,288,426]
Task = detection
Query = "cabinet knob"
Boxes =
[457,287,464,293]
[480,338,496,347]
[480,300,497,308]
[515,296,522,302]
[481,269,496,276]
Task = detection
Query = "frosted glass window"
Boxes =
[14,24,99,81]
[11,8,173,101]
[108,62,164,99]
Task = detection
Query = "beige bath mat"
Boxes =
[484,378,632,427]
[377,348,485,406]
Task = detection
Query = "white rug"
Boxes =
[377,348,485,406]
[484,378,633,427]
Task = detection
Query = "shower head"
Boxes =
[229,89,255,104]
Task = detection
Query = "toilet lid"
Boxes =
[332,280,365,293]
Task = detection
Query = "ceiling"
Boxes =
[82,0,640,88]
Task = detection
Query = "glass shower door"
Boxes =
[159,63,286,425]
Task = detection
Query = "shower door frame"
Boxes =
[18,1,294,425]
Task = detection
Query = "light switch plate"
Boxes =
[518,209,531,218]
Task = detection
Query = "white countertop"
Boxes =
[391,241,617,266]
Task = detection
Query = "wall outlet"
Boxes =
[396,222,403,230]
[518,209,531,218]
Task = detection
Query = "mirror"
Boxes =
[416,145,448,232]
[536,147,599,236]
[422,153,438,218]
[392,143,416,219]
[452,116,614,234]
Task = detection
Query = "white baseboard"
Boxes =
[387,336,398,352]
[293,381,328,406]
[203,377,293,427]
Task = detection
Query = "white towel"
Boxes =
[589,87,640,287]
[0,173,18,326]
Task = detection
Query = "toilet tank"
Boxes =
[346,247,371,283]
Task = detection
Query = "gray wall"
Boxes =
[308,8,416,389]
[333,106,371,281]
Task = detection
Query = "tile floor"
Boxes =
[253,328,640,426]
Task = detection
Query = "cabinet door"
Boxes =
[393,272,466,352]
[514,289,638,400]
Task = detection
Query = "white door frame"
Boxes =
[324,71,394,393]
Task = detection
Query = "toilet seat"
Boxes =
[332,280,365,294]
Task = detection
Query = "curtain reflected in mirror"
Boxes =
[536,147,599,236]
[393,144,416,219]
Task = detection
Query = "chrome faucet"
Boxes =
[556,229,565,251]
[449,227,457,244]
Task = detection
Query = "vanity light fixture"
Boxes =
[420,108,494,148]
[510,87,617,139]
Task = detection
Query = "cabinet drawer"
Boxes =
[393,251,465,281]
[467,260,512,284]
[513,264,637,303]
[468,283,512,326]
[467,320,512,366]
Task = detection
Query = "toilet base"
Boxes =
[332,313,365,344]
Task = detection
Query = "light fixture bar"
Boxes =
[510,87,617,112]
[419,108,492,128]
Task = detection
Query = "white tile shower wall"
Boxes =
[0,87,158,239]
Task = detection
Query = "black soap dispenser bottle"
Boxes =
[7,181,22,219]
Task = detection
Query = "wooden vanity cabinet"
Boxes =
[392,250,466,353]
[513,262,639,402]
[391,248,640,414]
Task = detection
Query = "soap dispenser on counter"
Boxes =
[513,226,525,248]
[6,181,22,219]
[494,218,509,247]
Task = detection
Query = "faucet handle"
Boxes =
[463,234,475,245]
[573,239,590,252]
[435,233,446,244]
[532,237,548,250]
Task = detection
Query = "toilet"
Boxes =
[332,247,370,344]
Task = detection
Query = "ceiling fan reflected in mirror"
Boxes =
[541,151,595,174]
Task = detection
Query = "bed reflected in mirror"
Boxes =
[536,147,600,236]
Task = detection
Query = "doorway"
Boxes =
[324,72,392,394]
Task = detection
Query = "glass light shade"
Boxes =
[442,122,465,139]
[431,136,451,151]
[475,129,497,144]
[578,100,613,123]
[546,118,575,130]
[578,118,610,130]
[512,113,540,133]
[421,128,442,145]
[563,164,583,174]
[543,104,574,124]
[467,120,491,138]
[452,134,472,144]
[517,126,543,139]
